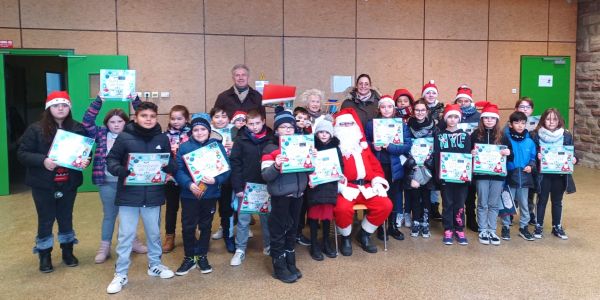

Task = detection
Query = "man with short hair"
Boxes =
[214,64,265,119]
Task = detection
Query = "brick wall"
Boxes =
[575,0,600,169]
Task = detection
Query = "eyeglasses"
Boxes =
[414,109,427,113]
[337,122,355,127]
[278,125,295,130]
[518,105,532,109]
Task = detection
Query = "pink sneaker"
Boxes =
[455,230,468,245]
[132,238,148,254]
[443,230,453,245]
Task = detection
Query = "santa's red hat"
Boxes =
[377,95,395,108]
[45,91,71,110]
[334,108,368,149]
[443,103,462,121]
[421,80,438,97]
[454,85,473,103]
[476,101,500,119]
[230,110,247,123]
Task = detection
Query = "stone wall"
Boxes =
[575,0,600,169]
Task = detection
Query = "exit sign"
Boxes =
[0,40,14,48]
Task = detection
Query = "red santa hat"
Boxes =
[443,103,462,121]
[476,101,500,119]
[421,80,438,97]
[454,85,473,104]
[230,110,247,123]
[45,91,71,110]
[377,95,395,108]
[333,108,368,149]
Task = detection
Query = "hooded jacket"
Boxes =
[340,86,381,128]
[230,126,274,194]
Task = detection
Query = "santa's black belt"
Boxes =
[350,179,369,185]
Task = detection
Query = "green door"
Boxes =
[520,56,571,126]
[67,55,129,192]
[0,54,8,195]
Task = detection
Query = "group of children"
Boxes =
[18,78,577,293]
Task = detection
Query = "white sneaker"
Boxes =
[106,273,128,294]
[211,227,223,240]
[248,229,254,238]
[230,249,246,266]
[263,246,270,256]
[404,213,412,228]
[395,214,405,228]
[147,264,174,279]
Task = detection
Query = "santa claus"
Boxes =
[333,108,393,255]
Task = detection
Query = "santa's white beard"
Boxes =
[335,125,363,157]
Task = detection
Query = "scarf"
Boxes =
[107,131,119,152]
[133,122,160,141]
[537,127,564,145]
[246,126,268,144]
[358,91,372,102]
[397,106,412,120]
[307,109,322,120]
[427,100,439,108]
[460,105,477,118]
[408,116,434,138]
[509,128,527,141]
[234,85,249,102]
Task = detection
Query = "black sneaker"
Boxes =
[552,225,568,240]
[175,256,197,276]
[528,214,537,226]
[197,255,212,274]
[410,222,420,237]
[519,227,535,241]
[501,226,511,240]
[533,226,543,239]
[296,234,311,246]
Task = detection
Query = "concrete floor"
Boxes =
[1,168,599,299]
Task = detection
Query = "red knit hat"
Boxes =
[454,85,473,103]
[230,110,247,123]
[45,91,71,110]
[421,80,438,97]
[333,108,368,149]
[392,88,414,104]
[443,103,462,121]
[476,101,500,119]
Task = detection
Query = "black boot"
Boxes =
[431,203,442,221]
[272,254,297,283]
[285,250,302,279]
[60,243,79,267]
[308,219,323,261]
[38,248,54,273]
[387,219,405,241]
[320,221,337,258]
[356,228,378,253]
[340,235,352,256]
[376,226,389,241]
[310,242,324,261]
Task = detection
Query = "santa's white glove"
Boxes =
[341,186,359,201]
[372,183,388,197]
[358,185,377,199]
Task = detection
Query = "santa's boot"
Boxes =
[356,228,378,253]
[272,254,297,283]
[340,235,352,256]
[285,250,302,279]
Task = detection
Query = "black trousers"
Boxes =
[32,187,77,240]
[269,195,303,258]
[537,174,566,227]
[180,197,217,257]
[164,182,181,234]
[408,187,431,224]
[465,183,477,226]
[217,183,234,238]
[296,193,308,235]
[441,183,468,231]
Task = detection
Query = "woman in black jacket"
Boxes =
[18,91,90,273]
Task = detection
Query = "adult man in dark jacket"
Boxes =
[214,64,265,118]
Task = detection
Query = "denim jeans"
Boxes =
[236,213,270,251]
[430,190,439,204]
[502,187,530,228]
[32,188,78,252]
[115,206,162,276]
[98,182,118,242]
[476,180,503,232]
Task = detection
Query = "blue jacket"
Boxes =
[175,138,231,200]
[365,120,412,181]
[502,126,536,188]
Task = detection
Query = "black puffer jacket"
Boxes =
[306,137,343,206]
[17,120,88,190]
[106,122,176,207]
[230,126,274,193]
[261,136,309,198]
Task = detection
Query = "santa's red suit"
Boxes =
[333,109,393,238]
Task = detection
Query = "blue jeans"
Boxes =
[430,190,439,204]
[502,187,530,228]
[98,182,118,242]
[236,213,270,251]
[31,188,78,253]
[476,180,503,232]
[115,206,162,276]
